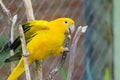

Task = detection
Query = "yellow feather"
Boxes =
[7,18,74,80]
[7,57,33,80]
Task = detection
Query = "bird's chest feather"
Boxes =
[27,31,65,60]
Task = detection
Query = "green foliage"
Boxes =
[0,35,8,47]
[61,67,67,80]
[105,67,109,80]
[0,35,9,66]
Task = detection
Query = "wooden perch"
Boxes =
[22,0,43,80]
[67,26,88,80]
[0,0,10,16]
[23,0,35,21]
[19,25,31,80]
[35,60,43,80]
[9,15,17,72]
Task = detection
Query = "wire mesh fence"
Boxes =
[0,0,113,80]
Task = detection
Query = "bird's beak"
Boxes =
[69,24,75,34]
[66,24,75,34]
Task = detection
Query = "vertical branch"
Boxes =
[22,0,43,80]
[35,60,43,80]
[67,26,88,80]
[34,60,43,80]
[10,15,17,72]
[19,25,31,80]
[22,0,35,21]
[0,0,16,72]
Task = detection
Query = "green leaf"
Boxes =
[105,67,109,80]
[61,67,67,80]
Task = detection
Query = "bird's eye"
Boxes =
[64,21,68,24]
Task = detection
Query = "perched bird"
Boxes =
[2,18,75,80]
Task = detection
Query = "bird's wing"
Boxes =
[4,51,22,62]
[3,20,50,62]
[1,20,50,52]
[11,20,49,50]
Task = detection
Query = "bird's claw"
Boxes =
[62,47,70,53]
[22,52,30,57]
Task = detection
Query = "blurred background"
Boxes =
[0,0,113,80]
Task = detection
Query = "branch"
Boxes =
[19,25,31,80]
[46,35,71,80]
[22,0,43,80]
[23,0,35,21]
[0,0,17,72]
[67,26,88,80]
[9,14,17,71]
[0,0,10,16]
[35,60,43,80]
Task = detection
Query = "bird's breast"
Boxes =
[26,32,65,60]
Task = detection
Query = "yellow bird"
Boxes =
[5,18,75,80]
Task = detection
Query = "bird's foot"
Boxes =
[22,52,30,57]
[62,47,69,53]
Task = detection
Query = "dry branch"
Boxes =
[23,0,35,21]
[9,15,17,71]
[0,0,17,72]
[22,0,43,80]
[35,60,43,80]
[0,0,10,16]
[19,25,31,80]
[67,26,88,80]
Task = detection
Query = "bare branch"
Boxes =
[0,0,10,16]
[67,26,88,80]
[0,0,17,72]
[35,60,43,80]
[23,0,35,21]
[22,0,43,80]
[10,15,17,43]
[19,25,31,80]
[9,14,17,71]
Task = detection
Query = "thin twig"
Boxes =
[67,26,88,80]
[19,25,31,80]
[9,14,17,71]
[22,0,43,80]
[23,0,35,21]
[0,0,10,16]
[35,60,43,80]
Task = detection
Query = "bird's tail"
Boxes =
[7,57,33,80]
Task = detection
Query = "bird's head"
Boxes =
[50,18,75,35]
